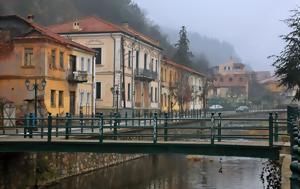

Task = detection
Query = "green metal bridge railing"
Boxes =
[0,110,288,146]
[288,105,300,189]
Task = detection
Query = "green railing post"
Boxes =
[91,113,94,133]
[47,113,52,143]
[290,122,300,189]
[132,111,135,126]
[29,113,33,138]
[125,112,128,127]
[80,112,84,134]
[217,113,222,142]
[56,114,59,137]
[210,113,215,144]
[99,113,104,143]
[109,112,113,130]
[164,112,168,141]
[138,112,141,126]
[274,113,279,142]
[268,113,274,147]
[65,113,69,139]
[24,114,28,138]
[153,113,158,144]
[113,112,117,140]
[40,115,44,139]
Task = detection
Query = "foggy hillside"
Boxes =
[0,0,240,72]
[163,27,240,66]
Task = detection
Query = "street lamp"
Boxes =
[25,78,46,117]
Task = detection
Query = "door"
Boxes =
[69,55,77,72]
[3,103,16,127]
[69,91,76,115]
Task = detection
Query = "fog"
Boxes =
[134,0,299,71]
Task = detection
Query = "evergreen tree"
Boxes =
[271,8,300,100]
[173,26,193,66]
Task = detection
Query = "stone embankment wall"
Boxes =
[0,152,142,189]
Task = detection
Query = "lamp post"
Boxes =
[25,79,46,117]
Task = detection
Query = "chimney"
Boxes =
[73,20,82,31]
[27,14,34,22]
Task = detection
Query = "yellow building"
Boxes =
[0,15,95,116]
[161,58,205,112]
[49,16,162,114]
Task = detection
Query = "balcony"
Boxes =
[135,69,157,81]
[68,71,88,83]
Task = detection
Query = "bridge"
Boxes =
[0,109,290,160]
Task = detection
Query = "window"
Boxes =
[229,77,233,82]
[58,91,64,107]
[24,48,33,66]
[136,51,139,69]
[161,68,163,81]
[150,58,154,71]
[127,83,131,101]
[150,87,153,102]
[81,57,85,71]
[220,78,224,82]
[86,93,90,105]
[80,92,84,106]
[51,90,56,107]
[87,58,91,73]
[128,50,131,68]
[93,48,102,65]
[170,71,172,81]
[59,51,64,69]
[51,49,56,68]
[155,60,158,72]
[144,53,147,69]
[96,82,101,99]
[164,69,167,81]
[239,77,243,81]
[155,87,158,102]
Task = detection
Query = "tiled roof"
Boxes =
[1,15,95,54]
[48,16,161,48]
[163,58,206,77]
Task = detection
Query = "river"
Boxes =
[45,155,266,189]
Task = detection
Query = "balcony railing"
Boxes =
[135,69,157,81]
[68,71,88,83]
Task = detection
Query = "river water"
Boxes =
[45,155,266,189]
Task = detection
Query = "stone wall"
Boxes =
[0,152,142,189]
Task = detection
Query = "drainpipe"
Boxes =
[131,36,137,114]
[121,36,126,109]
[92,55,95,115]
[110,33,116,111]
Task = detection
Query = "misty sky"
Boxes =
[134,0,299,71]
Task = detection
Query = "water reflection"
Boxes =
[45,155,265,189]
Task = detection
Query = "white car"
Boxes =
[209,104,223,110]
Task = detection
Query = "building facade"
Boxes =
[161,58,205,112]
[212,58,249,100]
[49,16,162,114]
[0,15,95,116]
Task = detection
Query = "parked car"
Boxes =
[236,106,249,113]
[209,104,223,110]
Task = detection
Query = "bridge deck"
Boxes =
[0,138,283,160]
